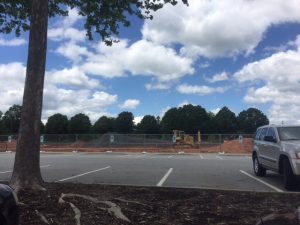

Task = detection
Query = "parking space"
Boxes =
[0,152,295,192]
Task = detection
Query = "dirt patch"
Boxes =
[2,139,253,154]
[18,183,300,225]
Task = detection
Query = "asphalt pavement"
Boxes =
[0,152,293,192]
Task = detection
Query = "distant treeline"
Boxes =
[0,104,269,135]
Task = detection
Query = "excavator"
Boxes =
[172,130,201,146]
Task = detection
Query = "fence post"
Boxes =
[219,134,222,153]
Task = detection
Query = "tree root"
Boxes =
[114,198,148,207]
[35,209,50,224]
[59,193,131,224]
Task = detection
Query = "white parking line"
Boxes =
[168,155,174,158]
[216,156,223,160]
[199,155,203,159]
[0,170,12,174]
[56,166,111,182]
[40,164,51,168]
[157,168,173,187]
[0,164,51,174]
[240,170,283,192]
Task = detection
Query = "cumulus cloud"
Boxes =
[142,0,300,58]
[48,8,85,43]
[0,38,26,46]
[80,39,195,82]
[205,72,229,83]
[177,84,227,95]
[46,67,101,89]
[119,99,140,110]
[0,62,118,123]
[234,35,300,124]
[0,63,26,111]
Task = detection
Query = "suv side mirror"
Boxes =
[264,135,277,143]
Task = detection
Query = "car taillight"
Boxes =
[296,152,300,159]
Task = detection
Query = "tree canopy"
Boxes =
[45,113,69,134]
[114,111,134,133]
[214,107,237,134]
[237,108,269,133]
[136,115,160,134]
[2,104,22,134]
[93,116,115,134]
[0,0,188,45]
[69,113,92,134]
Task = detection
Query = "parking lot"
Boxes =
[0,152,293,192]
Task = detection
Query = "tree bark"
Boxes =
[10,0,48,190]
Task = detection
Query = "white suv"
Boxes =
[252,125,300,190]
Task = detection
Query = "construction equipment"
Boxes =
[173,130,200,146]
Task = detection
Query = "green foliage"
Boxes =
[45,113,69,134]
[161,104,210,134]
[0,0,188,44]
[114,111,134,133]
[93,116,115,134]
[136,115,160,134]
[2,104,22,134]
[237,108,269,134]
[214,107,237,134]
[69,113,91,134]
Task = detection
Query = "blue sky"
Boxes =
[1,0,300,125]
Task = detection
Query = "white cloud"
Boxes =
[145,82,171,91]
[205,71,229,83]
[55,43,91,63]
[177,84,227,95]
[134,116,143,125]
[0,38,26,46]
[46,67,101,89]
[0,62,118,123]
[234,35,300,124]
[48,8,85,43]
[79,40,194,82]
[142,0,300,58]
[0,63,26,111]
[119,99,140,110]
[210,108,221,115]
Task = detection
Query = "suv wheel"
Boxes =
[283,159,297,191]
[253,155,266,177]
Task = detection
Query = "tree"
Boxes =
[214,107,237,134]
[136,115,160,134]
[114,111,134,134]
[2,0,188,189]
[237,108,269,134]
[179,104,210,134]
[2,105,22,134]
[69,113,91,134]
[160,108,181,134]
[45,114,69,134]
[160,104,210,134]
[93,116,115,134]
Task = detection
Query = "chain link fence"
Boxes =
[0,133,254,153]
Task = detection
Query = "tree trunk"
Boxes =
[10,0,48,190]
